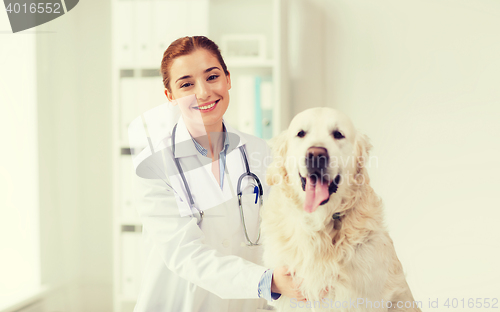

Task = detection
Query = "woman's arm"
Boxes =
[135,174,268,299]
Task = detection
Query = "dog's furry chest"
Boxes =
[265,235,391,312]
[262,212,391,301]
[302,234,388,297]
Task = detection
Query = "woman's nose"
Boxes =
[195,81,210,101]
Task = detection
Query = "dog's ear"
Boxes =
[266,130,289,186]
[353,131,372,185]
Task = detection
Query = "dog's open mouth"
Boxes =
[300,173,341,213]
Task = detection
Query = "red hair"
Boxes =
[160,36,229,92]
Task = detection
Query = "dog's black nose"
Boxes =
[306,147,329,173]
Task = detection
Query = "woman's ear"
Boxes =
[165,88,175,103]
[353,131,372,185]
[266,130,289,186]
[226,71,231,91]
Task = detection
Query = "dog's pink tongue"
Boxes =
[304,177,330,213]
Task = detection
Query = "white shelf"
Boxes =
[225,58,276,68]
[111,1,286,311]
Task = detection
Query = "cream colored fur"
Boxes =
[261,108,421,312]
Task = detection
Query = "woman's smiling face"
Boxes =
[166,49,231,131]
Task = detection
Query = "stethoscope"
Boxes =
[171,123,263,246]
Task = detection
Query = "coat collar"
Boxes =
[173,115,247,159]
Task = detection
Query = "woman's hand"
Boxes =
[271,266,307,302]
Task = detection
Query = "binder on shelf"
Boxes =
[121,76,166,146]
[116,0,135,66]
[152,0,185,61]
[254,76,263,138]
[120,76,139,144]
[135,76,170,147]
[236,75,274,138]
[142,75,168,110]
[136,77,162,116]
[260,80,273,140]
[141,103,171,150]
[135,0,153,68]
[237,75,256,135]
[120,232,144,299]
[120,156,140,223]
[152,0,209,63]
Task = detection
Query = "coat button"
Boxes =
[222,239,230,248]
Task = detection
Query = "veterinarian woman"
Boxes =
[132,36,304,312]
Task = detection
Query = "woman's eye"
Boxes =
[207,74,219,81]
[180,82,192,88]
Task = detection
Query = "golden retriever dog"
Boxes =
[261,108,421,311]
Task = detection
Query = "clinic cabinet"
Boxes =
[111,0,286,311]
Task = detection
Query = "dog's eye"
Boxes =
[333,130,345,139]
[297,130,306,138]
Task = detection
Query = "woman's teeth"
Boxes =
[197,101,218,110]
[199,103,215,110]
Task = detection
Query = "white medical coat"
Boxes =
[133,115,274,312]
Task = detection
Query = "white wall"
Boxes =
[0,9,40,310]
[289,0,500,304]
[287,0,326,114]
[36,0,113,310]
